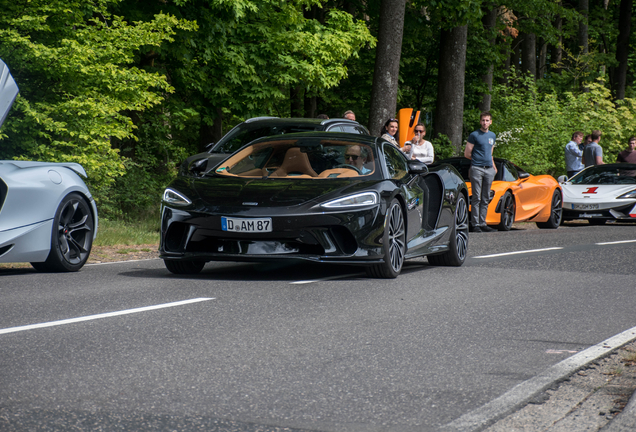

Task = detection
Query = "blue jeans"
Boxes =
[469,165,496,227]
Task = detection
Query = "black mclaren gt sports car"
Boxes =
[160,133,469,278]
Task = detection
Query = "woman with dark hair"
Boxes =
[381,118,399,147]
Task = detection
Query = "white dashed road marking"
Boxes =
[473,247,563,259]
[0,298,215,335]
[596,239,636,245]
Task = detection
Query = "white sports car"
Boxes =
[558,163,636,224]
[0,59,98,271]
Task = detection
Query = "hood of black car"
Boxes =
[189,177,375,207]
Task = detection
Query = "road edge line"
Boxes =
[440,325,636,432]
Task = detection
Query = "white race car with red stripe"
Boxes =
[558,163,636,224]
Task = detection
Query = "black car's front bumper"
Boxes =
[159,205,387,264]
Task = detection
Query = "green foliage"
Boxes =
[0,0,194,213]
[431,134,456,159]
[490,73,636,176]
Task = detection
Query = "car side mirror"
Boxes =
[557,175,568,183]
[189,158,208,175]
[519,172,530,179]
[408,160,428,174]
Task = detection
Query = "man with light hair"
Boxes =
[343,110,356,121]
[565,131,584,178]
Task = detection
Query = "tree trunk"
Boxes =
[578,0,588,54]
[434,24,468,154]
[521,32,536,79]
[538,38,547,77]
[613,0,632,100]
[199,105,223,152]
[304,95,316,118]
[368,0,407,136]
[499,50,511,85]
[511,35,522,72]
[551,12,563,74]
[291,85,303,117]
[478,7,497,112]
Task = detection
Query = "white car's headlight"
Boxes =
[617,189,636,199]
[163,188,192,206]
[321,192,378,208]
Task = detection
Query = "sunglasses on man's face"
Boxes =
[415,130,425,133]
[345,154,360,160]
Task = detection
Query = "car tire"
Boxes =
[536,189,563,229]
[164,259,206,274]
[498,191,515,231]
[428,194,469,267]
[31,193,94,272]
[589,218,607,225]
[366,199,406,279]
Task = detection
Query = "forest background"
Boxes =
[0,0,635,220]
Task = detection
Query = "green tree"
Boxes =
[0,0,193,214]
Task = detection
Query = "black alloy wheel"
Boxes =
[31,193,94,272]
[536,189,563,229]
[367,199,406,278]
[498,191,515,231]
[428,194,469,266]
[164,259,206,274]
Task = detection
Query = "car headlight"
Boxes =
[617,189,636,199]
[163,188,192,206]
[321,192,378,208]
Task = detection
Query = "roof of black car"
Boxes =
[250,131,381,145]
[242,117,363,128]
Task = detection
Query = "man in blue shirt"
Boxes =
[565,131,584,178]
[464,112,497,233]
[583,130,604,167]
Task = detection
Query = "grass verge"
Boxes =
[95,218,160,246]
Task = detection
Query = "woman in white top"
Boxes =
[402,123,434,164]
[380,118,399,147]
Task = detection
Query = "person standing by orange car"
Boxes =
[464,112,497,233]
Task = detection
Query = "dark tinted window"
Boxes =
[341,125,364,134]
[384,144,408,180]
[571,165,636,184]
[326,125,344,132]
[502,162,518,182]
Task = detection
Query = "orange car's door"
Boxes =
[505,163,543,220]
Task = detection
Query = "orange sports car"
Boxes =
[434,157,563,230]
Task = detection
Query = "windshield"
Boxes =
[571,164,636,184]
[210,122,323,154]
[214,139,376,179]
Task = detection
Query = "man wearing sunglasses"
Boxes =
[344,145,371,174]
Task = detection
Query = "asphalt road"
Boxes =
[1,221,635,431]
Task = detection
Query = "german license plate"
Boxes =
[572,203,599,210]
[221,216,272,233]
